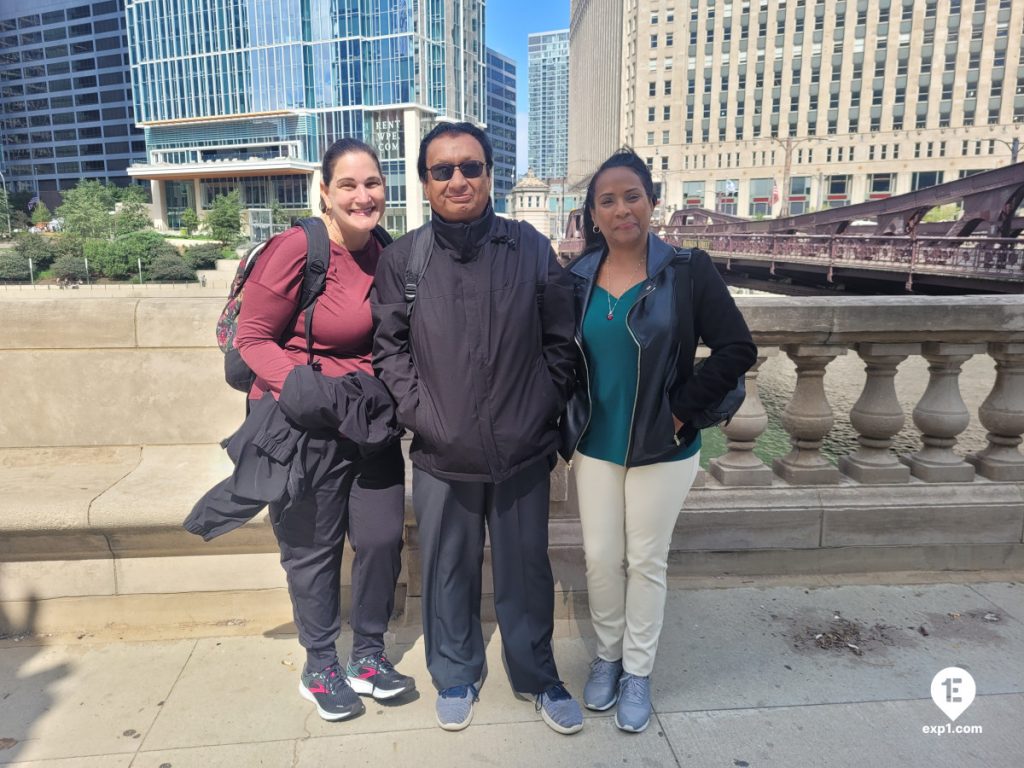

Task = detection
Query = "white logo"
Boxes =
[930,667,976,722]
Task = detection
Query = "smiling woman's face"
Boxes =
[320,150,386,239]
[589,166,654,251]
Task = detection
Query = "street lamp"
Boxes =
[768,134,828,218]
[991,137,1021,164]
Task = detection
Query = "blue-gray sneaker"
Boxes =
[535,683,584,734]
[583,657,623,711]
[614,673,652,733]
[436,683,478,731]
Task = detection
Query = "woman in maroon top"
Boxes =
[235,139,413,722]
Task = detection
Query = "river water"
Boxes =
[699,287,997,467]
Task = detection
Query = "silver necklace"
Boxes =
[604,258,645,320]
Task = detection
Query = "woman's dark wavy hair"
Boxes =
[582,148,657,253]
[319,138,383,212]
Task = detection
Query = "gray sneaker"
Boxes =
[436,683,478,731]
[583,657,623,711]
[535,683,584,734]
[614,673,652,733]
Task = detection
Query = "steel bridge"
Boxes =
[557,163,1024,293]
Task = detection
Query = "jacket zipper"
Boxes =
[623,282,656,463]
[566,334,592,470]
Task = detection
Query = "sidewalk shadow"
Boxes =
[0,586,71,764]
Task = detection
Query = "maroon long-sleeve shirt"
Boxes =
[235,226,381,400]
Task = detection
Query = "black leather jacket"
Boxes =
[560,234,757,467]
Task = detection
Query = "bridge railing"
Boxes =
[709,296,1024,490]
[660,231,1024,282]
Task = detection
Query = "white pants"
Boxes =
[572,451,700,677]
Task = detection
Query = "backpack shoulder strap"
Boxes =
[403,222,434,309]
[296,216,332,368]
[372,224,393,248]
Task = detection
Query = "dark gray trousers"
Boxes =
[270,439,405,671]
[413,457,561,694]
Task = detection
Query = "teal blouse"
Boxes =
[577,284,702,466]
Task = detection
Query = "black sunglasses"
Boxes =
[428,161,486,182]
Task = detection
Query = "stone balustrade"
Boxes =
[1,294,1023,634]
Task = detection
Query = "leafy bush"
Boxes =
[56,180,117,240]
[148,253,197,282]
[89,230,179,280]
[181,242,225,270]
[51,235,84,261]
[0,251,31,281]
[13,231,55,270]
[51,254,90,282]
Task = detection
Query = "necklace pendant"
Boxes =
[606,310,614,320]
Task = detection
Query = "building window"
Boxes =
[912,171,942,190]
[869,173,895,197]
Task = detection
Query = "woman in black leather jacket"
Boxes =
[562,149,756,733]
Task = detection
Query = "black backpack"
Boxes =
[673,248,746,430]
[218,217,392,392]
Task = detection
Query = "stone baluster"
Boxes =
[773,344,847,484]
[967,343,1024,481]
[709,348,777,486]
[902,342,985,482]
[838,342,920,484]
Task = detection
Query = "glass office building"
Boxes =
[528,29,569,180]
[125,0,485,234]
[485,47,516,213]
[0,0,146,211]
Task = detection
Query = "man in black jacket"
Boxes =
[371,122,582,734]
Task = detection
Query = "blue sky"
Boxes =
[486,1,569,173]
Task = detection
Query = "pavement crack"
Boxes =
[965,583,1024,626]
[651,708,684,767]
[128,638,198,767]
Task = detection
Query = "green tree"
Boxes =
[30,201,52,226]
[0,187,11,236]
[205,190,243,245]
[112,185,152,236]
[921,204,961,223]
[56,180,117,239]
[180,207,200,237]
[13,231,55,270]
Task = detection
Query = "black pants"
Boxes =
[270,439,405,671]
[413,457,561,694]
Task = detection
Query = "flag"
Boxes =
[27,194,39,211]
[770,181,780,205]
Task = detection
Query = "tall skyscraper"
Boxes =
[0,0,146,210]
[567,0,623,188]
[125,0,485,234]
[527,29,568,180]
[485,47,516,214]
[620,0,1024,219]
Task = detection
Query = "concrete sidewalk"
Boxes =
[1,574,1023,767]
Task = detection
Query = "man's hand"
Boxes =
[673,415,684,433]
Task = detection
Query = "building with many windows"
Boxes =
[567,0,625,187]
[619,0,1024,221]
[125,0,485,235]
[528,29,569,181]
[0,0,145,210]
[485,47,516,214]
